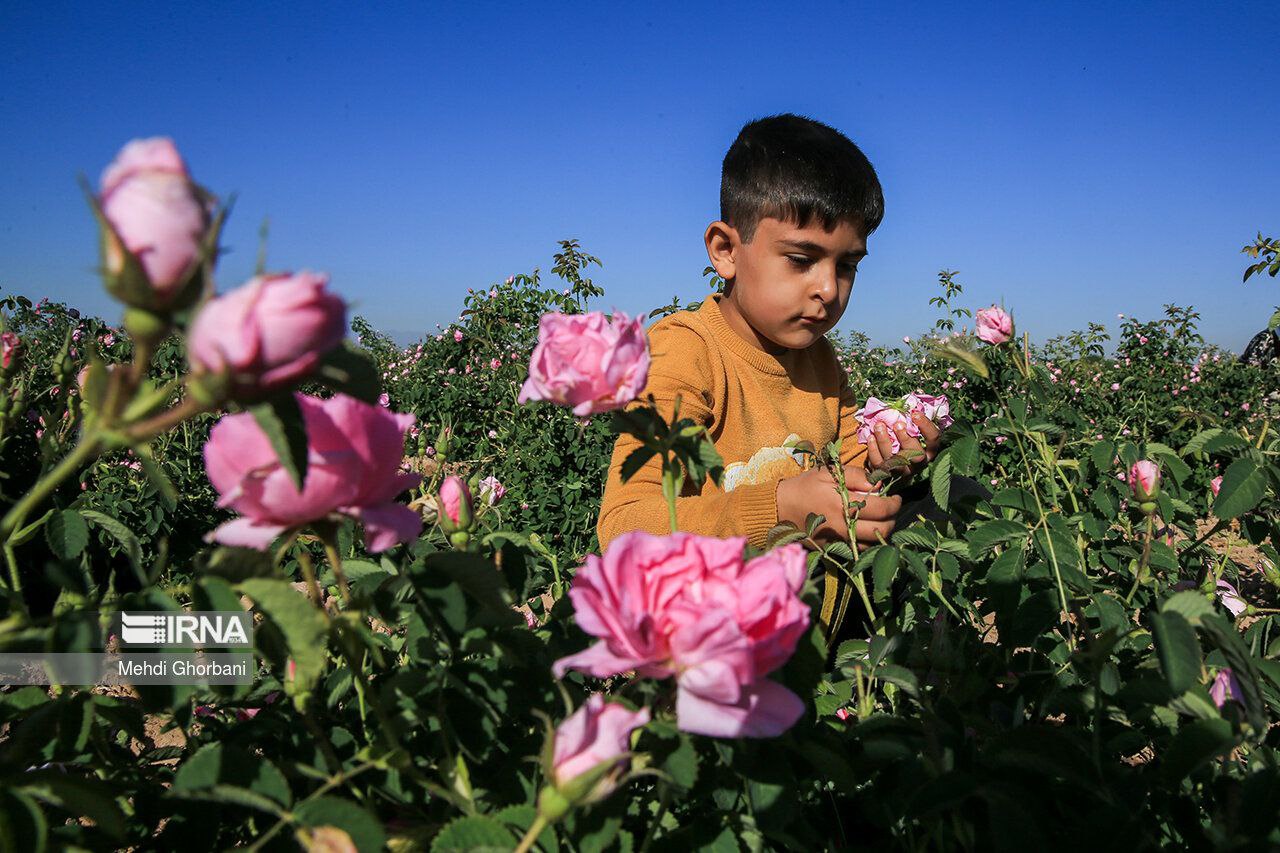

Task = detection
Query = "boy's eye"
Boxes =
[787,255,813,268]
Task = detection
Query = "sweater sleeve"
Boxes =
[596,321,779,552]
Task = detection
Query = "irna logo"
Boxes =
[117,612,253,647]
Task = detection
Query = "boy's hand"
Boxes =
[775,464,902,551]
[864,411,942,482]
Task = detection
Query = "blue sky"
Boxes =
[2,2,1276,350]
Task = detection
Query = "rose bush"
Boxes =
[2,141,1280,851]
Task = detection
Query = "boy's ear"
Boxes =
[704,221,738,281]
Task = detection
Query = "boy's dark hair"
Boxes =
[720,113,884,243]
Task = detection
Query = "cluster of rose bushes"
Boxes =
[1,138,1279,850]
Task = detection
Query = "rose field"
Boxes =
[2,140,1280,853]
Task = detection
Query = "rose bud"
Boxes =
[187,272,347,402]
[1210,475,1223,497]
[437,475,474,537]
[539,694,649,822]
[1127,460,1160,507]
[974,305,1014,345]
[518,310,649,416]
[1209,668,1244,709]
[98,137,213,310]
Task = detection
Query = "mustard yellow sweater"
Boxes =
[597,293,870,635]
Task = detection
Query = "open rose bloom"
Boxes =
[553,532,810,738]
[518,310,649,416]
[204,393,422,551]
[854,393,952,455]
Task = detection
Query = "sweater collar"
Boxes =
[700,293,793,376]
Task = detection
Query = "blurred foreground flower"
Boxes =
[1209,668,1244,709]
[553,532,809,738]
[518,310,649,416]
[550,694,649,804]
[204,393,421,551]
[98,137,213,309]
[188,272,346,401]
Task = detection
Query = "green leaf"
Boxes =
[930,451,952,511]
[294,795,387,853]
[430,814,517,853]
[172,742,292,807]
[0,789,47,853]
[1149,611,1202,695]
[1161,591,1214,627]
[991,488,1037,515]
[619,446,657,483]
[949,436,979,476]
[1182,429,1225,456]
[1160,717,1236,783]
[18,770,126,841]
[661,733,700,789]
[1213,457,1268,520]
[872,546,900,603]
[45,510,88,560]
[237,578,329,694]
[136,452,178,511]
[315,341,383,404]
[79,509,144,585]
[250,394,309,491]
[967,519,1027,556]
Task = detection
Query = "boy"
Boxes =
[597,113,942,637]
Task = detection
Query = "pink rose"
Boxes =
[437,476,473,532]
[903,392,953,429]
[551,694,650,802]
[553,532,809,739]
[853,396,916,455]
[99,137,212,304]
[203,393,422,552]
[1127,460,1160,502]
[1209,668,1244,709]
[974,306,1013,345]
[188,272,346,400]
[1210,476,1223,497]
[518,311,649,417]
[1,332,19,370]
[479,475,506,505]
[1216,579,1247,617]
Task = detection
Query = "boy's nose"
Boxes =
[812,270,837,302]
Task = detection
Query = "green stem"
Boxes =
[1126,513,1155,604]
[319,525,350,605]
[244,760,378,853]
[660,457,679,533]
[514,814,550,853]
[638,783,671,853]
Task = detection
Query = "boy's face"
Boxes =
[705,216,867,354]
